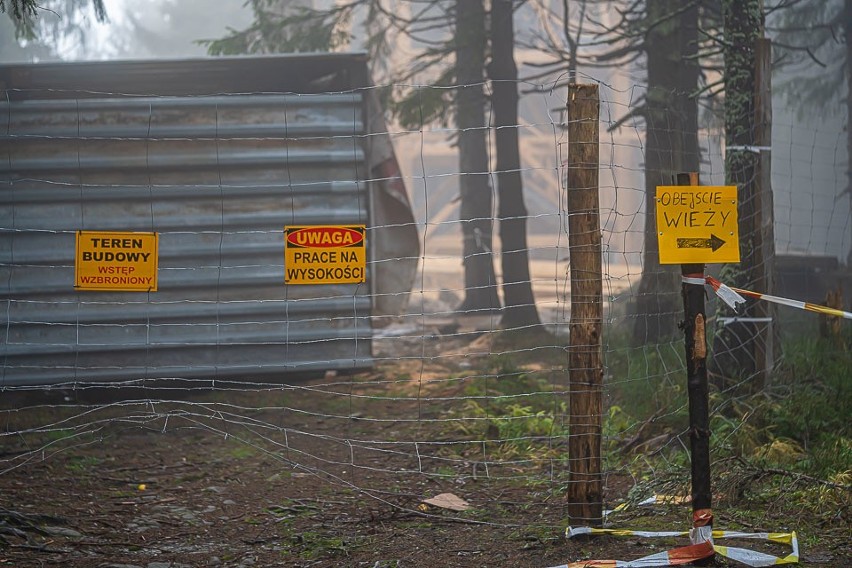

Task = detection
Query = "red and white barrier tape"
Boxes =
[682,275,852,319]
[553,527,799,567]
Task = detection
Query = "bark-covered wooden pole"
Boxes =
[752,36,777,384]
[566,84,603,526]
[676,172,713,554]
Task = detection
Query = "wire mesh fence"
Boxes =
[1,56,849,565]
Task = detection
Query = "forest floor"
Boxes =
[0,326,847,567]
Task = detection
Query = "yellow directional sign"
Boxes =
[655,186,740,264]
[284,225,366,284]
[75,231,158,291]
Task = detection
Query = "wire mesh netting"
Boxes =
[1,57,849,566]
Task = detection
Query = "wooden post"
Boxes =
[752,37,777,384]
[677,172,713,555]
[566,84,603,526]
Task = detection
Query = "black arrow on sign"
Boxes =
[676,234,726,252]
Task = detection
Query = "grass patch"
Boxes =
[448,367,569,461]
[228,444,257,460]
[284,531,365,560]
[267,499,321,524]
[600,328,851,539]
[65,455,101,472]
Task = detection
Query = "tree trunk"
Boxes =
[713,0,764,381]
[455,0,500,312]
[632,0,700,344]
[490,0,541,329]
[751,37,778,383]
[846,0,852,267]
[723,0,761,278]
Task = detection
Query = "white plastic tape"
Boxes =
[560,527,799,567]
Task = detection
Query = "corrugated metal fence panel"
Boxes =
[1,89,373,386]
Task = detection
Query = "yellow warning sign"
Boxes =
[75,231,158,291]
[655,186,740,264]
[284,225,366,285]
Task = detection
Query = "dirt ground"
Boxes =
[0,330,847,567]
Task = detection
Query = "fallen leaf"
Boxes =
[422,493,470,512]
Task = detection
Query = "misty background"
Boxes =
[2,0,849,277]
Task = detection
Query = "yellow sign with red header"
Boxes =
[284,225,366,284]
[75,231,158,291]
[655,185,740,264]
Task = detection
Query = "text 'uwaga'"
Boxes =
[284,226,366,285]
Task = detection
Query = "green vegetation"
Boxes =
[602,329,850,539]
[715,338,849,476]
[228,444,257,460]
[605,338,688,432]
[282,531,365,560]
[43,428,76,442]
[433,325,841,516]
[448,354,569,461]
[605,329,849,462]
[65,455,101,472]
[767,340,850,457]
[267,500,321,525]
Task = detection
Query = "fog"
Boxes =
[0,0,253,62]
[2,0,849,269]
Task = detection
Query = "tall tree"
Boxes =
[490,0,541,327]
[630,0,701,343]
[455,0,501,312]
[847,0,851,267]
[201,0,352,55]
[700,0,786,386]
[206,0,571,320]
[206,0,515,315]
[1,0,106,45]
[722,0,761,278]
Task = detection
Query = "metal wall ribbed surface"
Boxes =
[1,65,375,386]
